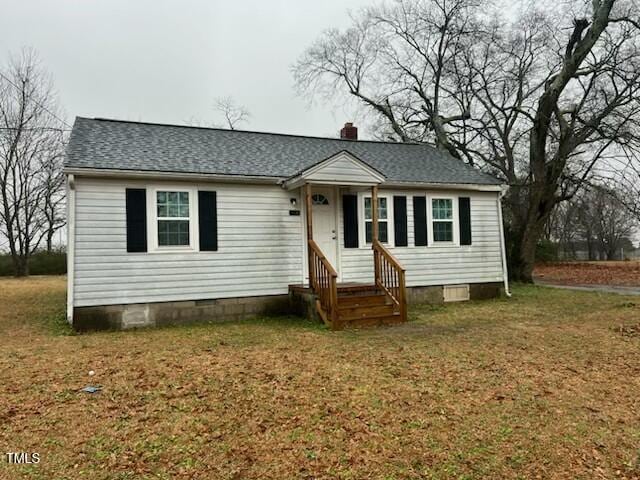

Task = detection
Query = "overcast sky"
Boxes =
[1,0,374,137]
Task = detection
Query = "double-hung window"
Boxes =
[364,196,388,243]
[432,198,454,242]
[157,191,190,246]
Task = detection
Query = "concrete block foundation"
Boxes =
[73,282,504,331]
[469,282,503,300]
[73,294,291,331]
[406,286,445,305]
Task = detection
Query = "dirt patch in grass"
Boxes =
[535,261,640,287]
[1,277,640,479]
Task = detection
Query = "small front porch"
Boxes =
[284,151,408,330]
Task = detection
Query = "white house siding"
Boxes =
[73,177,304,307]
[338,188,504,286]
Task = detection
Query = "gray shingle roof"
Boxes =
[65,117,502,186]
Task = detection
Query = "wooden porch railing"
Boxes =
[308,239,339,327]
[373,239,407,322]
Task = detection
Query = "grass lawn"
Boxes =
[1,277,639,479]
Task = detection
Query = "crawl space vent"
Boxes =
[443,284,470,302]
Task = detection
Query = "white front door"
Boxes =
[311,186,338,268]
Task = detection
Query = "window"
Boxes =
[364,196,388,243]
[312,194,329,205]
[432,198,453,242]
[157,191,190,246]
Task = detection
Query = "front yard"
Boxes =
[0,277,639,479]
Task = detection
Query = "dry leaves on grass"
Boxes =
[535,261,640,287]
[614,323,640,338]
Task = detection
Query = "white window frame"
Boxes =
[428,195,458,246]
[358,192,394,248]
[147,186,199,253]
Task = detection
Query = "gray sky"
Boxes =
[1,0,374,137]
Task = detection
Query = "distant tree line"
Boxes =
[544,186,638,261]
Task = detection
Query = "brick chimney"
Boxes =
[340,122,358,140]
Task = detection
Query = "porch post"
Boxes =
[305,183,314,286]
[371,185,379,243]
[371,185,380,284]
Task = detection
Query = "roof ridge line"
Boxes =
[79,116,428,147]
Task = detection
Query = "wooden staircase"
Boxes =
[335,285,403,329]
[302,183,407,330]
[305,239,407,330]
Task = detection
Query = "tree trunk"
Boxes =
[505,186,553,283]
[509,223,542,282]
[47,230,53,253]
[12,256,29,277]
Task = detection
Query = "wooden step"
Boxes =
[337,284,381,297]
[338,303,396,319]
[337,293,388,307]
[340,312,403,328]
[339,305,397,322]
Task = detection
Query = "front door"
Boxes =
[311,186,338,268]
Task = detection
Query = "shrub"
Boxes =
[0,249,66,276]
[536,240,559,263]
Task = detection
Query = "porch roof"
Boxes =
[283,151,386,189]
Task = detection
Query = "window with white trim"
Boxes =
[432,198,453,242]
[364,196,389,243]
[157,191,190,246]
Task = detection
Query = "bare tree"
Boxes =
[575,197,600,260]
[213,96,250,130]
[294,0,640,281]
[294,0,479,155]
[588,187,638,260]
[546,200,583,259]
[0,48,67,276]
[41,141,66,252]
[553,185,638,260]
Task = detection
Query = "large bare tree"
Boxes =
[0,49,67,275]
[294,0,640,281]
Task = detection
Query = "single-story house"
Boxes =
[64,118,509,330]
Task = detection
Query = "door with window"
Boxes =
[310,187,337,268]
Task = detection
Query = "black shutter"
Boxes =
[343,194,359,248]
[125,188,147,253]
[198,191,218,251]
[459,196,472,245]
[413,196,428,246]
[393,196,408,247]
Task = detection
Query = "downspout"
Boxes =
[66,174,76,324]
[497,188,512,297]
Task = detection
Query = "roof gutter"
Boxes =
[381,181,504,192]
[63,167,283,184]
[64,167,504,191]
